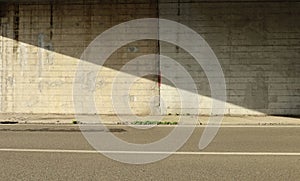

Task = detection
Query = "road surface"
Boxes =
[0,125,299,180]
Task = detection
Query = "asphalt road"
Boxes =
[0,125,299,180]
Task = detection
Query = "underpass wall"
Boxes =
[0,0,299,116]
[0,1,159,116]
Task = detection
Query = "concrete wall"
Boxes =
[0,0,299,116]
[159,0,300,115]
[0,1,159,115]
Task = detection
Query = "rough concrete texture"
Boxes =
[0,0,299,117]
[159,1,300,115]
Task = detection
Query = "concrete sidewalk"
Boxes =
[0,114,299,125]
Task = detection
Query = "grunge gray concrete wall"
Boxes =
[0,0,299,116]
[159,0,300,115]
[0,1,159,115]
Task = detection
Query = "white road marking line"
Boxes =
[0,148,300,156]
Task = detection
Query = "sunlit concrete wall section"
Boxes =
[0,1,159,115]
[159,0,300,115]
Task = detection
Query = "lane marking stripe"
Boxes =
[0,148,300,156]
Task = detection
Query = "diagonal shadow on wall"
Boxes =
[0,0,299,116]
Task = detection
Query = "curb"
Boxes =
[0,116,299,126]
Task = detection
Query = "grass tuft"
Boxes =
[72,120,79,124]
[132,121,178,125]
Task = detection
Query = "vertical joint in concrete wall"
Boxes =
[13,4,19,42]
[156,0,162,109]
[50,3,53,41]
[176,0,181,53]
[177,0,181,16]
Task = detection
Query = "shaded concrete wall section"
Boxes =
[0,0,299,116]
[159,0,300,115]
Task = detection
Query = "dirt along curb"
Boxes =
[0,114,299,126]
